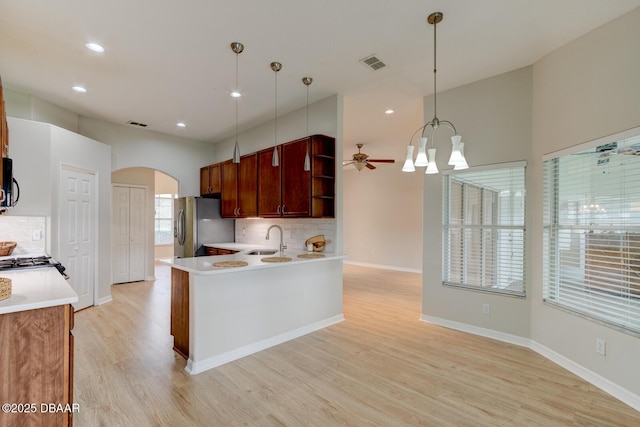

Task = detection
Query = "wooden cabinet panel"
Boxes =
[257,147,282,217]
[200,163,221,197]
[221,155,257,217]
[171,267,189,359]
[282,138,311,217]
[238,154,257,217]
[220,160,238,217]
[219,135,335,219]
[0,304,74,427]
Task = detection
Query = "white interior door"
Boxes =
[112,185,146,284]
[59,167,96,311]
[128,187,145,281]
[112,186,131,284]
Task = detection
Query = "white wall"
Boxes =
[5,117,113,304]
[342,97,424,271]
[78,117,213,197]
[422,66,533,338]
[531,7,640,398]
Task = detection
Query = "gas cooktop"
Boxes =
[0,254,69,279]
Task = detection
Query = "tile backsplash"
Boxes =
[235,218,336,252]
[0,215,47,255]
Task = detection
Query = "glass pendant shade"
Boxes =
[448,135,464,166]
[303,150,311,171]
[453,142,469,170]
[272,146,279,167]
[233,140,241,163]
[415,137,428,167]
[402,145,415,172]
[426,148,439,174]
[355,162,366,171]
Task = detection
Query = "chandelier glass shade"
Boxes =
[403,12,468,174]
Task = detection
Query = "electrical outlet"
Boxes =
[242,227,246,236]
[32,229,44,241]
[596,338,606,356]
[482,303,491,315]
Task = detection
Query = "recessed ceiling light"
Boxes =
[72,86,87,93]
[176,122,186,128]
[230,91,241,98]
[385,109,395,115]
[85,42,105,53]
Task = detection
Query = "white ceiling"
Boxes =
[1,0,639,154]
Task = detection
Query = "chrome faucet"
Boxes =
[266,225,287,254]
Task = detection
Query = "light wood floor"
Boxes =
[73,264,640,426]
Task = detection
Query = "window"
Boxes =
[155,194,176,245]
[543,129,640,334]
[443,163,526,296]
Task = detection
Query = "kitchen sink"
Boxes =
[245,249,278,255]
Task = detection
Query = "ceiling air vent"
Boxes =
[360,54,387,71]
[127,120,148,127]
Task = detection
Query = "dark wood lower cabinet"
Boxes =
[170,268,189,359]
[0,304,74,427]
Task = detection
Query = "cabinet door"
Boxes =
[282,138,311,217]
[200,166,211,196]
[237,153,257,217]
[209,164,221,194]
[220,160,238,217]
[257,147,282,217]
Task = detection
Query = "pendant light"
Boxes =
[271,61,282,167]
[402,12,469,174]
[231,42,244,164]
[302,76,313,171]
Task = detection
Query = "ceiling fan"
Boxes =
[343,143,395,171]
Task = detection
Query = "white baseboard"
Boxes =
[186,314,345,375]
[344,260,421,274]
[96,295,113,305]
[421,315,640,412]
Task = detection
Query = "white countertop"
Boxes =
[0,268,78,315]
[161,245,346,275]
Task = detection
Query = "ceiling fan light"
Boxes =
[355,162,366,171]
[453,142,469,170]
[402,146,415,172]
[448,135,464,166]
[426,148,439,174]
[415,137,428,167]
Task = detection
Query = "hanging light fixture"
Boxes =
[231,42,244,164]
[302,76,313,171]
[402,12,468,174]
[271,61,282,167]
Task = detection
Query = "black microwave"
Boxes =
[1,157,19,208]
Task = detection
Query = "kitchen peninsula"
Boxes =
[161,245,345,375]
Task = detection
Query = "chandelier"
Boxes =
[403,12,468,174]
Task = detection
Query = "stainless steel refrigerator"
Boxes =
[174,196,235,258]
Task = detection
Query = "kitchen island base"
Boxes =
[170,257,344,375]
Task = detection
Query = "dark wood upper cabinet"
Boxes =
[281,138,311,217]
[257,146,282,217]
[220,155,257,218]
[200,163,221,196]
[217,135,334,219]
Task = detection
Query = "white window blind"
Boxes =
[443,163,526,296]
[543,131,640,334]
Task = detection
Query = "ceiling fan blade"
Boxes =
[367,159,395,163]
[342,160,355,166]
[365,163,376,170]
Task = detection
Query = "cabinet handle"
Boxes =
[277,205,281,214]
[282,205,286,214]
